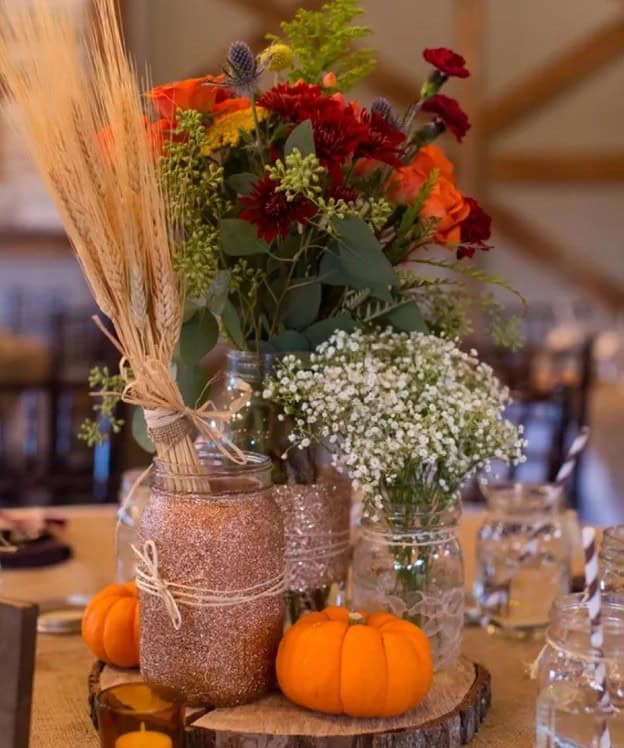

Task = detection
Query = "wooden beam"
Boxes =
[486,201,624,309]
[484,16,624,137]
[0,229,70,253]
[490,152,624,182]
[453,0,486,196]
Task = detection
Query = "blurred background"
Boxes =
[0,0,622,522]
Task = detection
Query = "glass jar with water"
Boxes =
[535,593,624,747]
[474,481,571,635]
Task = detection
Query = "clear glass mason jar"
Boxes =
[351,499,464,671]
[116,468,151,583]
[138,450,284,707]
[535,593,624,747]
[475,481,570,636]
[600,526,624,594]
[218,349,352,621]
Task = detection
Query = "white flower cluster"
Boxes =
[264,328,526,515]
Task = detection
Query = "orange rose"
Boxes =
[421,176,469,244]
[386,145,468,245]
[148,73,226,120]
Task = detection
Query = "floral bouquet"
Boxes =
[144,0,519,381]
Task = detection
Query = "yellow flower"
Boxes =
[261,43,294,73]
[202,106,267,153]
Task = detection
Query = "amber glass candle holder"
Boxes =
[96,683,185,748]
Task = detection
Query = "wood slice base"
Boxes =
[90,657,491,747]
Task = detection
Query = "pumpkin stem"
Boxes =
[348,611,366,626]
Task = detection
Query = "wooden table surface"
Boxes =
[1,506,546,748]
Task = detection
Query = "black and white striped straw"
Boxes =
[555,427,590,486]
[582,526,612,748]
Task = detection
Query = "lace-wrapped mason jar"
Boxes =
[535,593,624,747]
[138,451,285,707]
[474,481,570,636]
[351,499,464,671]
[600,525,624,594]
[220,350,352,621]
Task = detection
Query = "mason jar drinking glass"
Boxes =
[475,481,570,636]
[535,593,624,747]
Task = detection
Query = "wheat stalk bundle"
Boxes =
[0,0,244,483]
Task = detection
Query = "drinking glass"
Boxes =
[474,480,570,636]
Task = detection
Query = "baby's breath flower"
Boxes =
[265,328,525,515]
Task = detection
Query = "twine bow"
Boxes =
[92,316,252,464]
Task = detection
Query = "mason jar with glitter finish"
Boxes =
[600,525,624,594]
[138,451,284,708]
[475,481,570,637]
[535,593,624,747]
[220,350,352,621]
[351,499,464,671]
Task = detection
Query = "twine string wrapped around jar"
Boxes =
[133,540,286,631]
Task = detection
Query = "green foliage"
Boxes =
[266,149,325,200]
[284,120,316,157]
[160,110,229,299]
[342,288,427,333]
[268,0,376,91]
[78,366,125,447]
[180,310,219,366]
[220,218,269,256]
[332,216,397,298]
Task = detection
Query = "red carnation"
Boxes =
[423,48,470,79]
[355,111,406,167]
[257,82,324,122]
[240,176,317,243]
[457,197,492,259]
[421,94,471,142]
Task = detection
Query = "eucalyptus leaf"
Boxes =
[285,119,315,156]
[227,173,257,196]
[319,249,393,302]
[332,216,397,295]
[220,218,269,256]
[131,407,155,454]
[179,310,219,366]
[384,301,428,333]
[222,299,245,348]
[205,271,230,315]
[176,359,207,408]
[304,313,356,347]
[270,330,310,352]
[281,281,322,330]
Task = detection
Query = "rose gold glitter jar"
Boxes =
[138,451,284,707]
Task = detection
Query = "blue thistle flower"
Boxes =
[225,41,263,96]
[371,97,393,120]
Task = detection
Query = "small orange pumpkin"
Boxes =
[276,606,434,718]
[82,582,140,668]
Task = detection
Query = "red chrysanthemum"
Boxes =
[457,197,492,259]
[257,82,324,122]
[421,94,471,142]
[240,176,317,243]
[308,102,369,182]
[423,48,470,79]
[355,111,406,167]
